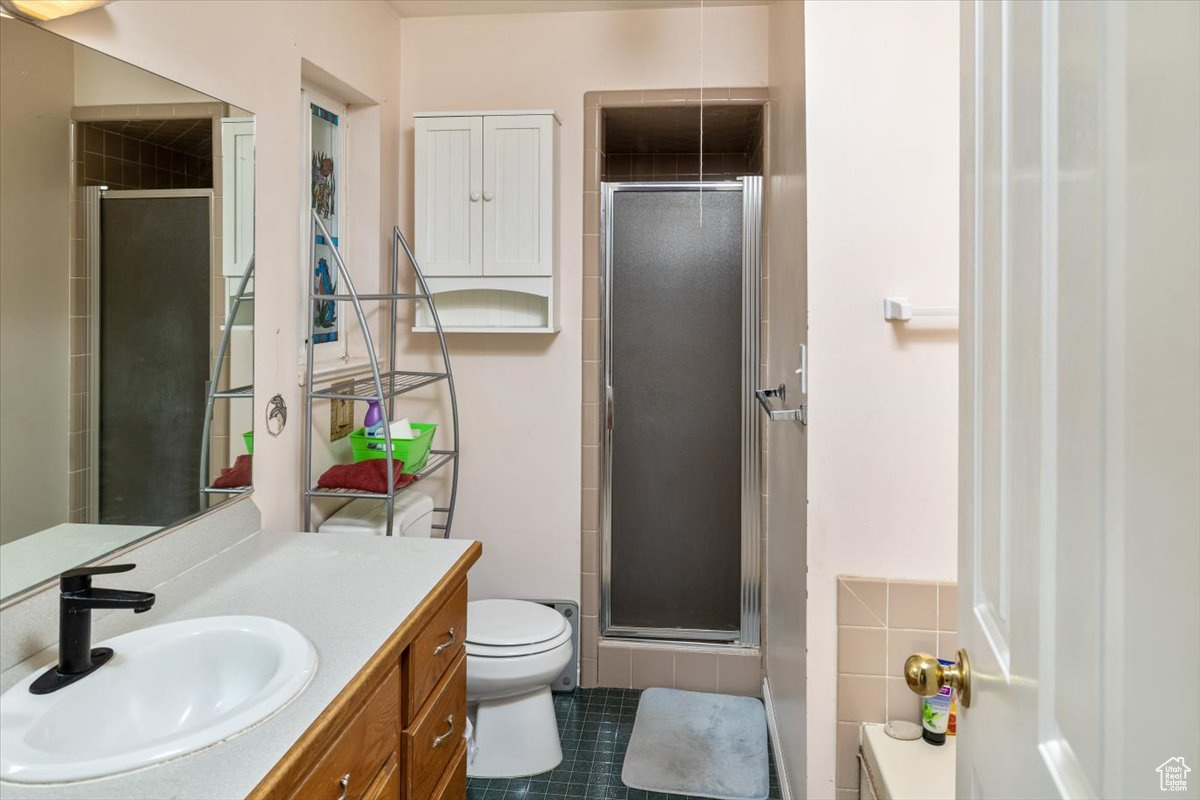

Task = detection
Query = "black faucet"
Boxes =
[29,563,156,695]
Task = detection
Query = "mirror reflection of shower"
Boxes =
[0,15,255,603]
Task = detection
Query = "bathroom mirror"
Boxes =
[0,17,255,603]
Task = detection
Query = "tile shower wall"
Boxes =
[76,119,213,190]
[601,103,764,182]
[580,88,769,691]
[835,576,958,796]
[603,151,756,182]
[594,640,763,697]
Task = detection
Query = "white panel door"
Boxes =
[482,114,553,276]
[958,2,1199,799]
[415,115,483,276]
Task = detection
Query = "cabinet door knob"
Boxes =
[432,714,456,748]
[482,190,494,202]
[336,772,351,800]
[470,192,481,202]
[433,627,456,656]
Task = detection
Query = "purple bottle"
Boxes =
[364,401,384,438]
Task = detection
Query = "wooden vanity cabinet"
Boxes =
[288,667,401,800]
[404,652,466,798]
[363,755,401,800]
[249,543,480,800]
[404,583,467,724]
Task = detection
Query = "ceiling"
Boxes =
[389,0,764,18]
[88,119,213,157]
[604,104,763,154]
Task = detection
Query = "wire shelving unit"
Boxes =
[302,212,460,537]
[200,257,255,504]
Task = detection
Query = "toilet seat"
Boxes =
[467,626,572,658]
[466,600,569,657]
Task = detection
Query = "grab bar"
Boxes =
[756,384,806,424]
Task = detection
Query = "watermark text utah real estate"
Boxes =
[1157,758,1190,792]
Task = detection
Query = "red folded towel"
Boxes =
[211,454,252,489]
[318,458,416,494]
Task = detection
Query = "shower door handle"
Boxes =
[605,385,614,431]
[756,385,806,424]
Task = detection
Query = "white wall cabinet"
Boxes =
[414,114,483,277]
[220,118,255,280]
[414,110,559,332]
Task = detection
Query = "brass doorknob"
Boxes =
[904,648,972,708]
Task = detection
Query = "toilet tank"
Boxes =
[317,493,435,537]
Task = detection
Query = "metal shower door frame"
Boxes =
[599,178,763,647]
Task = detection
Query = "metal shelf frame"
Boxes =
[211,384,253,399]
[310,369,447,401]
[305,450,457,499]
[200,257,254,502]
[302,212,460,537]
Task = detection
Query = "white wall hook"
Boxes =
[883,296,957,322]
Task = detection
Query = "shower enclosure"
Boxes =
[96,190,211,525]
[601,178,762,645]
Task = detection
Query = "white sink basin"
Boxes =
[0,616,317,784]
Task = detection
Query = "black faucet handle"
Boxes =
[61,563,137,593]
[62,563,136,579]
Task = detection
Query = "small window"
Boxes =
[304,89,347,362]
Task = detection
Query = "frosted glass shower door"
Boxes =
[98,192,210,526]
[602,181,760,642]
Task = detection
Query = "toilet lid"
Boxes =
[466,600,567,647]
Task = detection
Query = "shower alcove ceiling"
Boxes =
[602,103,764,179]
[580,88,769,693]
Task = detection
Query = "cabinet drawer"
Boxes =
[405,582,467,724]
[431,743,467,800]
[362,754,400,800]
[404,651,467,800]
[291,666,400,800]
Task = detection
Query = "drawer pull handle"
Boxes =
[432,714,456,749]
[336,772,350,800]
[433,627,456,656]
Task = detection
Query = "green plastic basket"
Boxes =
[348,423,437,472]
[242,431,254,455]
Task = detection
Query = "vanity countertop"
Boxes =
[0,531,479,800]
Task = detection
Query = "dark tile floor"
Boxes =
[466,688,783,800]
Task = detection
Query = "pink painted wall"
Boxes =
[396,4,769,605]
[803,2,960,797]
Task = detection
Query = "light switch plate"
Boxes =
[330,383,354,441]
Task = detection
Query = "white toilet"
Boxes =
[321,499,572,778]
[465,599,573,779]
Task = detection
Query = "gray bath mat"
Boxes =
[622,688,769,800]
